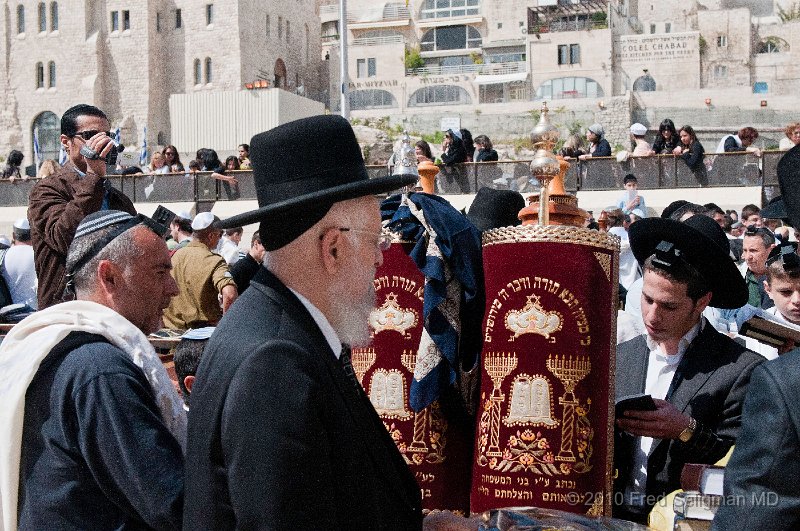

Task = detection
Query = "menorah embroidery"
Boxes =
[401,351,429,452]
[546,354,591,463]
[484,352,518,457]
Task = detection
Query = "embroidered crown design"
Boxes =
[369,292,419,338]
[505,294,563,340]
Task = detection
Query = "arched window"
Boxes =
[408,85,471,106]
[758,36,789,54]
[193,59,201,85]
[17,5,25,34]
[37,2,46,32]
[420,25,481,52]
[32,111,61,162]
[274,58,287,88]
[48,61,55,87]
[350,89,397,110]
[204,57,212,84]
[421,0,480,19]
[50,2,58,31]
[535,77,604,100]
[305,24,309,62]
[35,62,44,88]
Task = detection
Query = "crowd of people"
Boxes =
[0,102,799,530]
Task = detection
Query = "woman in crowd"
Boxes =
[2,150,23,180]
[652,118,680,154]
[673,125,706,171]
[163,145,184,172]
[147,151,169,174]
[238,144,251,169]
[781,122,800,150]
[225,156,241,171]
[578,124,611,159]
[474,135,499,162]
[414,140,434,164]
[460,129,475,161]
[441,129,467,166]
[560,133,586,158]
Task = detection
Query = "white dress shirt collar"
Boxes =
[288,287,343,359]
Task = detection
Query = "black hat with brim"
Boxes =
[778,144,800,229]
[759,195,787,221]
[629,214,747,309]
[217,115,416,248]
[466,187,525,232]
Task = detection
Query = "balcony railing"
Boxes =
[406,60,526,76]
[527,19,608,33]
[351,35,404,47]
[0,152,784,208]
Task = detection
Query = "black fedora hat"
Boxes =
[217,115,416,233]
[466,187,525,232]
[629,214,747,308]
[778,144,800,229]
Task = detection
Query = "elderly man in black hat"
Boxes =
[183,115,423,530]
[613,214,764,522]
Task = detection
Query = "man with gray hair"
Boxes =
[0,210,185,530]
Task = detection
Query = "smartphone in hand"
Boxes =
[615,394,657,418]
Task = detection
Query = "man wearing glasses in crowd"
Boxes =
[28,104,135,309]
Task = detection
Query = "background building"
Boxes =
[321,0,800,146]
[0,0,324,166]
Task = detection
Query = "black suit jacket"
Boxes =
[183,268,422,530]
[712,349,800,530]
[614,321,764,510]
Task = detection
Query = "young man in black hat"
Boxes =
[614,214,764,522]
[183,115,423,530]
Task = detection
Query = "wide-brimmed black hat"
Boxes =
[778,144,800,229]
[466,187,525,232]
[217,115,416,246]
[759,195,787,221]
[629,214,747,308]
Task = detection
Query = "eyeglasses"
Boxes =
[73,130,113,141]
[321,227,392,251]
[164,151,176,156]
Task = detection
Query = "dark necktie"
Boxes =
[339,345,362,390]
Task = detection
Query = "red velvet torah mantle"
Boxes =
[351,241,473,515]
[470,225,619,517]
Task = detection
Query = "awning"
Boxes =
[473,72,529,85]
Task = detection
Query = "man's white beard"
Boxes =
[328,274,376,348]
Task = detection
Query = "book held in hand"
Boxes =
[673,491,721,521]
[739,308,800,348]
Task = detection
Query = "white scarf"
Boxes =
[0,301,187,531]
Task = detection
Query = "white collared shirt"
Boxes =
[625,319,703,510]
[288,287,342,359]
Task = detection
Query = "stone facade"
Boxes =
[322,0,800,143]
[0,0,322,165]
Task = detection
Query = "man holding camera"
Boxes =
[28,104,135,309]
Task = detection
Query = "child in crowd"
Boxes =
[616,174,646,217]
[764,243,800,328]
[174,327,214,408]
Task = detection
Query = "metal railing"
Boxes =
[406,60,526,76]
[0,151,787,208]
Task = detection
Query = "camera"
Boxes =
[105,143,124,166]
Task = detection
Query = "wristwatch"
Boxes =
[678,416,697,443]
